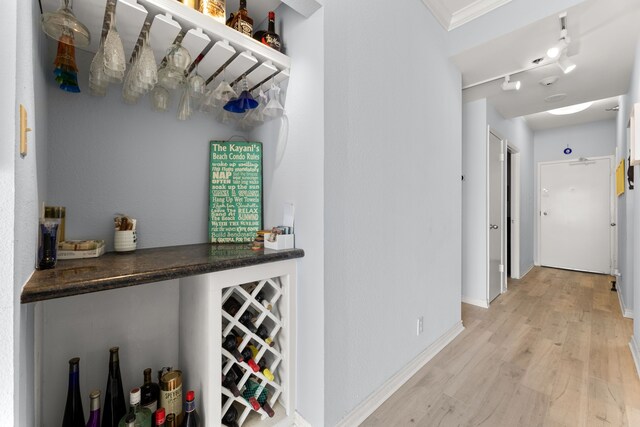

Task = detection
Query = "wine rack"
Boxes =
[221,278,285,426]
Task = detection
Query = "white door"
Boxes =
[488,132,504,302]
[539,157,612,273]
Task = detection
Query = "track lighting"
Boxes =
[501,75,521,91]
[557,53,576,74]
[546,37,569,59]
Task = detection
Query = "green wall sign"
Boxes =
[209,141,263,243]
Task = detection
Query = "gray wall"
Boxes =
[617,95,634,316]
[324,0,462,424]
[252,3,325,424]
[533,120,617,266]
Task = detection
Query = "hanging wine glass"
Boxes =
[103,10,126,82]
[53,28,80,93]
[177,86,193,121]
[224,75,258,114]
[263,82,284,119]
[151,85,170,112]
[41,0,91,47]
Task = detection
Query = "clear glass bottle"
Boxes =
[199,0,226,24]
[86,390,101,427]
[62,357,85,427]
[118,388,152,427]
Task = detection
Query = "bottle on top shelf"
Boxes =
[180,0,198,10]
[62,357,85,427]
[221,397,239,427]
[103,347,126,427]
[182,391,200,427]
[141,368,160,414]
[228,0,253,37]
[86,390,101,427]
[260,11,282,52]
[223,334,244,362]
[256,325,274,347]
[154,408,166,427]
[198,0,225,24]
[118,388,152,427]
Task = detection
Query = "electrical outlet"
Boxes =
[416,316,424,336]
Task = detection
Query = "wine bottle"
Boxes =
[118,388,152,427]
[62,357,85,427]
[123,414,136,427]
[240,348,260,372]
[222,296,242,317]
[103,347,126,427]
[246,379,274,417]
[221,397,238,427]
[239,311,257,333]
[228,0,253,37]
[260,11,282,52]
[165,414,176,427]
[221,372,240,397]
[86,390,101,427]
[255,292,272,311]
[223,334,244,362]
[240,381,261,411]
[154,408,166,427]
[256,325,274,347]
[182,391,200,427]
[141,368,160,414]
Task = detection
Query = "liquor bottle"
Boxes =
[239,311,257,333]
[199,0,225,24]
[141,368,160,414]
[256,325,274,347]
[123,414,136,427]
[62,357,85,427]
[86,390,101,427]
[240,348,260,372]
[221,397,238,427]
[118,388,152,427]
[180,0,198,10]
[155,408,166,427]
[223,334,244,362]
[221,372,240,397]
[228,0,253,37]
[165,414,176,427]
[260,12,282,52]
[182,391,200,427]
[103,347,126,427]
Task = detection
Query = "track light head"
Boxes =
[557,53,576,74]
[501,75,521,91]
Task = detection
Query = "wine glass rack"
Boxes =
[40,0,292,107]
[221,278,285,425]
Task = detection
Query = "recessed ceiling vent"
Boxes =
[539,76,559,87]
[545,93,567,103]
[532,57,544,65]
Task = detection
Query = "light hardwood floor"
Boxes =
[362,267,640,426]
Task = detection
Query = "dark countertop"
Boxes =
[21,243,304,303]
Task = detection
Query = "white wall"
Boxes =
[1,0,17,424]
[251,3,325,425]
[617,94,634,316]
[462,99,488,305]
[487,104,535,275]
[533,120,617,265]
[324,0,462,425]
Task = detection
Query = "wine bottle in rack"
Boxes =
[239,311,257,333]
[241,384,261,411]
[222,296,242,316]
[257,325,274,347]
[240,348,260,372]
[155,408,166,427]
[86,390,101,427]
[221,397,239,427]
[255,291,272,311]
[223,334,244,362]
[118,388,152,427]
[221,372,240,397]
[246,379,275,417]
[103,347,126,427]
[182,391,200,427]
[141,368,160,414]
[260,11,282,52]
[62,357,85,427]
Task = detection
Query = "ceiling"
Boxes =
[421,0,512,31]
[453,0,640,129]
[524,96,618,131]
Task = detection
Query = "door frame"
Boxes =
[486,127,507,302]
[536,155,616,274]
[507,142,521,280]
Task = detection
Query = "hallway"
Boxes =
[362,268,640,426]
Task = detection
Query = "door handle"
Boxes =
[543,212,548,216]
[611,223,617,226]
[489,224,499,230]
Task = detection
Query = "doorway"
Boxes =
[538,156,614,274]
[507,144,521,280]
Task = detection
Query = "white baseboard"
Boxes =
[335,321,465,427]
[520,264,534,278]
[629,337,640,379]
[617,288,634,319]
[293,412,313,427]
[462,296,489,308]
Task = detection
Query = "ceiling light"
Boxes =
[501,75,521,91]
[557,53,576,74]
[547,101,593,115]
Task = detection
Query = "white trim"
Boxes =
[508,145,521,280]
[293,412,313,427]
[487,127,506,303]
[629,337,640,379]
[421,0,453,31]
[450,0,512,30]
[520,263,534,278]
[335,321,465,427]
[462,296,490,308]
[617,288,634,319]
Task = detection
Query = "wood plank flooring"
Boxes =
[362,267,640,426]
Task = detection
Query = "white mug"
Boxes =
[114,230,137,252]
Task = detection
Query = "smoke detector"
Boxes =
[544,93,567,103]
[539,76,559,87]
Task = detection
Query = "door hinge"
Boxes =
[499,264,504,272]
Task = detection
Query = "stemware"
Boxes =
[103,11,126,82]
[41,0,90,47]
[177,86,193,121]
[223,75,258,113]
[263,83,285,118]
[151,85,170,112]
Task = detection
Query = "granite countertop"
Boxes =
[21,243,304,303]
